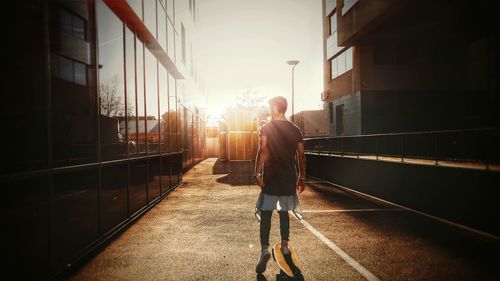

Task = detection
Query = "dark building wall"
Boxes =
[356,0,496,133]
[336,0,405,46]
[324,0,500,136]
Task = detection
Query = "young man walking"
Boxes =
[254,96,306,274]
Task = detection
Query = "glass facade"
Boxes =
[5,1,206,279]
[331,47,353,79]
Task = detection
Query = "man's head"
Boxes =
[268,96,287,119]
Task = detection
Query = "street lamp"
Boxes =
[286,60,300,123]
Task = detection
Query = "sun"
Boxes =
[206,105,226,119]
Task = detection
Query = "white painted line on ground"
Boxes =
[302,208,403,213]
[297,216,381,281]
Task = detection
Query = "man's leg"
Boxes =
[256,211,272,273]
[260,211,273,248]
[278,211,290,253]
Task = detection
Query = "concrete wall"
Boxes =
[336,0,405,46]
[331,91,361,136]
[306,154,500,237]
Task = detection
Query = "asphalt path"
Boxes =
[70,158,500,281]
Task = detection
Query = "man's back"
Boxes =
[260,120,303,196]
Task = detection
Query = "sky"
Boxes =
[195,0,324,117]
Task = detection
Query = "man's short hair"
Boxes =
[268,96,288,113]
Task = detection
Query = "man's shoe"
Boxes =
[255,250,271,274]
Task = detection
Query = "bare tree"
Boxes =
[100,75,124,117]
[236,89,267,109]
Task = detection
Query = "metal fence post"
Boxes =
[357,137,360,158]
[434,132,438,165]
[401,135,404,162]
[340,138,343,157]
[484,129,489,170]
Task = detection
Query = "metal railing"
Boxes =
[304,127,500,169]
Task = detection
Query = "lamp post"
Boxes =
[286,60,300,123]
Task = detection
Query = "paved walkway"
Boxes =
[71,158,500,281]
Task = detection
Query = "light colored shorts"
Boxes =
[254,191,302,221]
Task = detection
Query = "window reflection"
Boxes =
[52,4,96,166]
[125,28,138,155]
[148,158,161,200]
[59,8,86,40]
[51,54,87,86]
[166,0,174,21]
[167,20,175,58]
[161,155,171,193]
[101,164,128,232]
[97,0,126,161]
[145,49,160,154]
[136,39,146,154]
[159,65,170,153]
[53,169,99,264]
[144,0,156,37]
[130,160,147,213]
[126,0,142,19]
[157,4,167,51]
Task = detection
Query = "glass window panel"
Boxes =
[157,6,167,51]
[346,47,353,71]
[101,164,128,232]
[167,20,175,59]
[74,62,86,85]
[97,0,126,161]
[338,52,346,75]
[125,28,138,155]
[53,169,99,264]
[159,66,169,153]
[148,158,161,200]
[53,8,97,166]
[144,0,157,37]
[326,0,336,16]
[158,0,166,10]
[59,55,74,82]
[130,160,147,213]
[329,13,337,35]
[169,74,178,152]
[145,49,159,154]
[167,0,174,21]
[193,0,196,21]
[160,155,171,193]
[60,9,72,35]
[331,58,338,79]
[72,15,85,39]
[136,39,146,154]
[127,0,143,19]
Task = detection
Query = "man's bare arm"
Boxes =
[296,142,306,194]
[255,135,268,188]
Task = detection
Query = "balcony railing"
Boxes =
[304,127,500,171]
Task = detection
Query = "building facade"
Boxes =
[322,0,500,136]
[291,110,330,138]
[4,1,206,279]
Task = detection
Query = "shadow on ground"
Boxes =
[305,181,500,271]
[213,159,255,186]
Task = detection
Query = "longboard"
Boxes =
[272,243,304,280]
